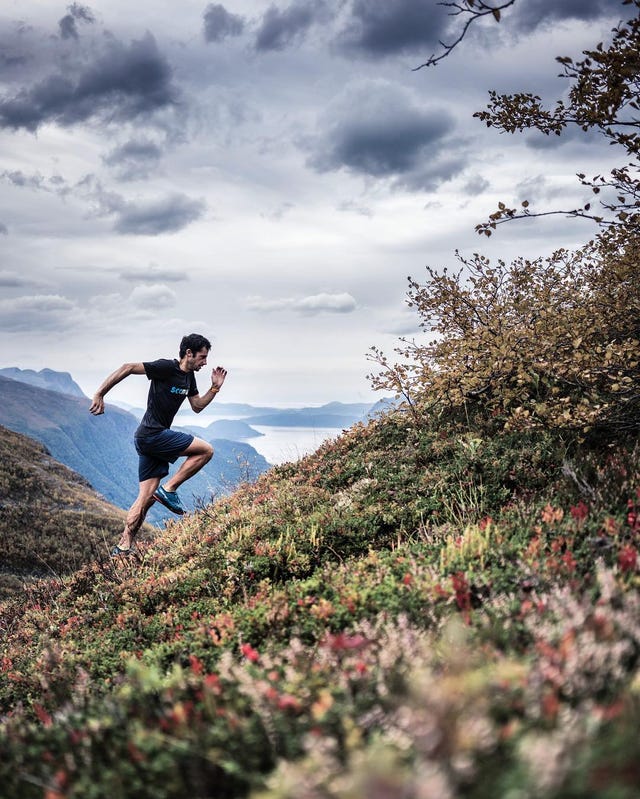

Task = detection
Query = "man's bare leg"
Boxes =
[117,476,161,550]
[162,438,213,492]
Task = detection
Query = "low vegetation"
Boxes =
[0,426,128,599]
[0,402,638,797]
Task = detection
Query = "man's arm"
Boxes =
[189,366,227,414]
[89,362,146,415]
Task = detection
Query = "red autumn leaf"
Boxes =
[240,643,260,663]
[325,632,369,652]
[570,501,589,521]
[618,544,637,573]
[189,654,204,675]
[34,703,52,727]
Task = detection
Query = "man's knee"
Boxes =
[193,438,213,462]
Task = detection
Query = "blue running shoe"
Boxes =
[153,485,185,515]
[111,545,134,557]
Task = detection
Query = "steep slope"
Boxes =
[0,425,127,598]
[0,410,638,797]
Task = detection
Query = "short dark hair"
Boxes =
[179,333,211,358]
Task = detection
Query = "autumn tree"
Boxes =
[370,230,640,434]
[371,0,640,437]
[475,0,640,234]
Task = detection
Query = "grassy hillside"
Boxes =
[0,425,130,598]
[0,409,638,798]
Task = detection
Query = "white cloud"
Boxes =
[246,292,358,315]
[129,283,177,310]
[0,294,78,331]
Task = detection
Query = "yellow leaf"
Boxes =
[312,690,334,720]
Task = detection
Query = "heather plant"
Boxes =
[251,574,640,799]
[1,417,639,797]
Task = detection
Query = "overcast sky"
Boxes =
[0,0,626,407]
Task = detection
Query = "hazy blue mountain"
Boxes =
[245,412,364,428]
[0,367,86,398]
[244,402,376,428]
[178,420,264,440]
[175,402,283,418]
[319,401,373,415]
[0,377,269,522]
[109,400,145,419]
[175,400,378,425]
[367,397,399,417]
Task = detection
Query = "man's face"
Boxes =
[187,347,209,371]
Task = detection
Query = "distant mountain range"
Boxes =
[0,367,86,398]
[178,419,265,440]
[175,399,385,430]
[0,375,269,521]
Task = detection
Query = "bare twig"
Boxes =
[414,0,515,69]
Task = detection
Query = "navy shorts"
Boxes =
[134,430,194,482]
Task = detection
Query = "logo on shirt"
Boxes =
[170,386,189,395]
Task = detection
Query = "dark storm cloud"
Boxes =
[0,168,71,196]
[102,139,163,180]
[1,169,46,189]
[0,224,7,235]
[308,81,463,191]
[337,0,449,57]
[58,3,95,40]
[58,15,78,40]
[203,4,245,43]
[0,32,177,131]
[0,53,29,70]
[107,193,206,236]
[510,0,625,33]
[255,0,329,51]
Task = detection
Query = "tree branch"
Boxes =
[414,0,516,69]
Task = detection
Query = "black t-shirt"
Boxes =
[136,359,198,435]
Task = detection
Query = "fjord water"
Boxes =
[247,425,338,465]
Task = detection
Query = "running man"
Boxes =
[89,333,227,556]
